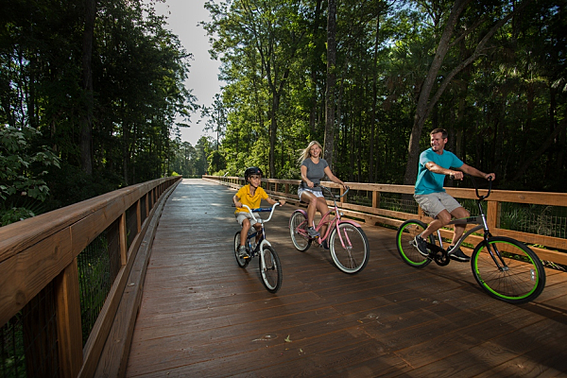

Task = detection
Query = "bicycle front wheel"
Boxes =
[329,223,369,274]
[289,211,312,252]
[396,219,432,268]
[471,236,546,304]
[233,231,249,268]
[259,245,282,293]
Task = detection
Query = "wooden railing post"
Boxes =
[120,213,127,266]
[55,258,83,378]
[136,200,141,233]
[487,200,501,230]
[372,191,380,209]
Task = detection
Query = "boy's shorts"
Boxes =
[414,192,462,218]
[298,187,324,201]
[235,212,262,226]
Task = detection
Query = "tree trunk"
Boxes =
[324,0,337,166]
[402,0,471,185]
[80,0,96,175]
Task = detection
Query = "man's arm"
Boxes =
[424,161,495,181]
[457,163,496,181]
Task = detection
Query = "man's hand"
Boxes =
[485,173,496,181]
[449,171,464,180]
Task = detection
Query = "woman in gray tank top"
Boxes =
[298,141,347,244]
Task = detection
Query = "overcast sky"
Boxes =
[153,0,222,145]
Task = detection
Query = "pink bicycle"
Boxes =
[289,185,369,274]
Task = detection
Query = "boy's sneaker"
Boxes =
[238,245,249,259]
[307,226,320,238]
[411,235,429,257]
[447,245,470,262]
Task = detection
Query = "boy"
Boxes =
[233,167,285,258]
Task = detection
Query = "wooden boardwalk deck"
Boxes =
[126,179,567,377]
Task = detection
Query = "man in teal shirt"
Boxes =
[413,128,495,262]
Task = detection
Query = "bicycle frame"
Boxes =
[241,204,279,268]
[295,186,361,249]
[430,177,508,270]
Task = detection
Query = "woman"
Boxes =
[298,141,347,243]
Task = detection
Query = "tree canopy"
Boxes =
[204,0,566,191]
[1,0,565,224]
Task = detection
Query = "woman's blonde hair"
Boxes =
[298,140,323,165]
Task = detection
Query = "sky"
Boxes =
[153,0,222,146]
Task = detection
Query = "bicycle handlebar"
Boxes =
[240,203,281,223]
[313,184,350,199]
[467,174,492,200]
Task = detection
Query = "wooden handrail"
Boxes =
[0,176,182,377]
[203,175,567,265]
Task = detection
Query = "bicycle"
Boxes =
[233,203,283,293]
[396,177,546,304]
[289,185,369,274]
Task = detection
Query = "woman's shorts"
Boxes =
[414,192,462,218]
[235,212,261,226]
[298,187,324,201]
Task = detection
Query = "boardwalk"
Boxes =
[126,179,567,377]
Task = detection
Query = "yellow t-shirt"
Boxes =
[234,184,269,214]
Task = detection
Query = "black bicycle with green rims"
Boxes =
[396,177,546,304]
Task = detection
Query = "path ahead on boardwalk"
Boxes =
[126,179,567,377]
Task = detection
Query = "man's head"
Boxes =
[430,128,448,154]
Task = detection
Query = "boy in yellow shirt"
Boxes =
[233,167,285,258]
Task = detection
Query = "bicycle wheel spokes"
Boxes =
[289,211,312,252]
[329,223,369,274]
[396,220,431,268]
[233,231,249,268]
[472,237,546,304]
[259,245,282,293]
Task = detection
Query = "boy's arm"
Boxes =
[266,197,285,206]
[233,194,242,208]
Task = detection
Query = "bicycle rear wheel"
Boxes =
[471,236,546,304]
[289,210,312,252]
[259,245,282,293]
[233,231,249,268]
[396,220,432,268]
[329,223,369,274]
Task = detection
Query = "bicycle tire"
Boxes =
[329,223,369,274]
[471,236,546,304]
[259,245,282,293]
[396,219,432,268]
[289,210,312,252]
[233,231,249,268]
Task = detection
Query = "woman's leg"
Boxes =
[315,197,330,237]
[301,191,318,228]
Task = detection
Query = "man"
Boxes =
[412,128,495,262]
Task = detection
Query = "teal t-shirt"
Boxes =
[415,148,463,195]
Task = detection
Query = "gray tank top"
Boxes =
[300,158,328,192]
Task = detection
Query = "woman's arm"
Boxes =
[301,165,314,188]
[324,166,346,188]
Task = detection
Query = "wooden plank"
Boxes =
[125,179,567,378]
[55,258,83,378]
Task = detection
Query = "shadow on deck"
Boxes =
[126,179,567,377]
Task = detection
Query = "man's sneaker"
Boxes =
[412,235,429,257]
[307,226,320,238]
[447,245,470,262]
[238,245,249,259]
[320,239,329,250]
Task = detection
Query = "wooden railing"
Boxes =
[0,176,181,378]
[204,175,567,266]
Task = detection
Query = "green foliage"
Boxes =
[200,0,566,191]
[0,126,60,225]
